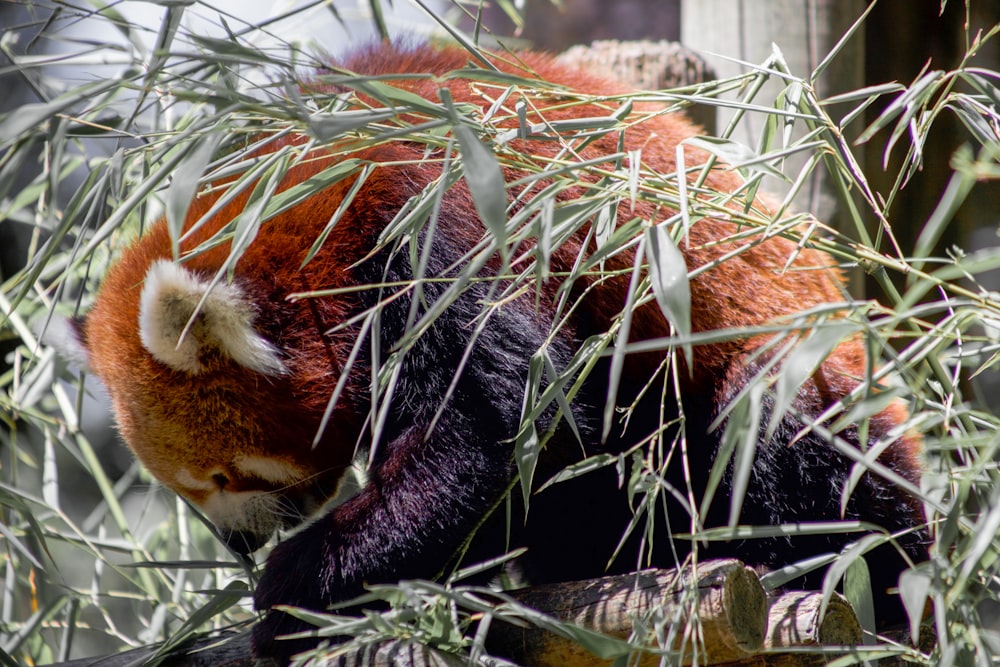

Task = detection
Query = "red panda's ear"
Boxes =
[139,260,285,376]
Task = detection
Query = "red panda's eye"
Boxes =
[212,473,229,490]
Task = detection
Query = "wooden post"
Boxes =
[680,0,866,293]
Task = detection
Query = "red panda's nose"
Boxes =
[223,529,267,557]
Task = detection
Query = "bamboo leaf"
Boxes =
[843,557,876,640]
[644,223,691,340]
[537,454,617,492]
[165,132,225,256]
[899,564,932,642]
[452,124,508,245]
[726,383,764,529]
[515,353,545,509]
[0,80,121,144]
[685,136,786,180]
[300,163,373,268]
[308,109,398,141]
[910,145,977,277]
[367,0,390,41]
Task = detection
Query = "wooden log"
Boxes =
[53,564,871,667]
[557,39,718,132]
[558,40,716,93]
[489,559,767,666]
[708,592,863,667]
[765,591,861,649]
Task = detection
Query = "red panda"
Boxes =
[72,42,925,663]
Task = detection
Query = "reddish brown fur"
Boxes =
[84,41,921,520]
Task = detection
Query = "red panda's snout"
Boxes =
[171,458,328,552]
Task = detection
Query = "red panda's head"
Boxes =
[74,243,353,555]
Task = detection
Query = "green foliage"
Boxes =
[1,1,1000,665]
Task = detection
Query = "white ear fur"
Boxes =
[139,260,285,376]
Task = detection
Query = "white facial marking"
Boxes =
[233,455,305,485]
[175,468,280,536]
[138,260,285,376]
[175,467,217,493]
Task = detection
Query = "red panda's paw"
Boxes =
[251,607,326,666]
[251,531,336,664]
